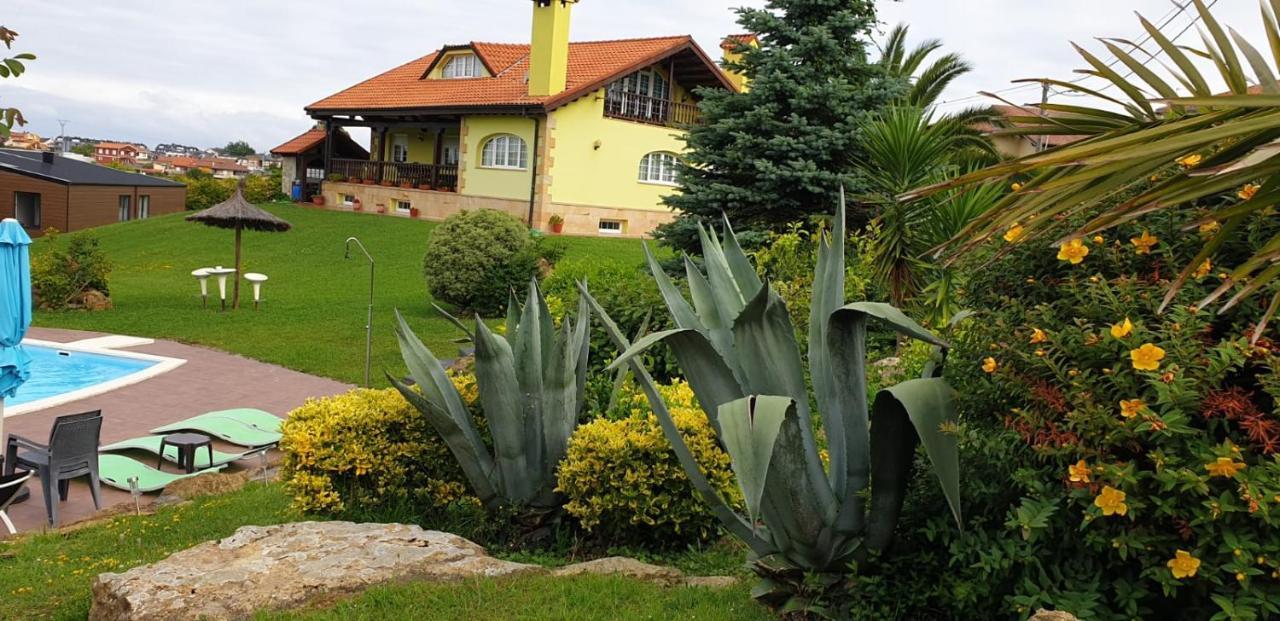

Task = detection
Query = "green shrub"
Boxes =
[858,204,1280,620]
[279,387,472,516]
[422,209,548,315]
[179,174,234,211]
[243,172,285,203]
[30,231,111,310]
[557,381,739,548]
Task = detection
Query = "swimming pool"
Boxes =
[3,341,186,415]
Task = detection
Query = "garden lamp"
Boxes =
[344,237,374,388]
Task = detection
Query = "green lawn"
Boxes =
[33,204,650,386]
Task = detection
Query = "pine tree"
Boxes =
[656,0,901,252]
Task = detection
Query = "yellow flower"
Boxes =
[1110,318,1133,339]
[982,357,998,374]
[1198,220,1221,237]
[1238,183,1260,201]
[1167,550,1201,579]
[1003,223,1025,243]
[1094,485,1128,516]
[1092,234,1105,244]
[1034,348,1047,357]
[1029,328,1048,344]
[1120,399,1145,419]
[1205,457,1246,479]
[1057,239,1089,265]
[1011,182,1023,192]
[1130,343,1166,371]
[1130,231,1159,255]
[1194,259,1212,279]
[1177,153,1203,168]
[1068,459,1091,483]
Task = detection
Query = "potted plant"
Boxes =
[312,195,326,206]
[380,179,394,187]
[399,180,414,189]
[352,198,363,211]
[409,206,421,218]
[418,183,433,191]
[348,175,361,183]
[549,214,565,234]
[327,173,345,183]
[376,203,387,214]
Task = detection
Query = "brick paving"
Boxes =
[3,327,352,534]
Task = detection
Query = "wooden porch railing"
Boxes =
[328,158,459,191]
[603,91,701,127]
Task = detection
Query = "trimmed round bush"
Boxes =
[557,381,739,548]
[423,209,532,315]
[280,388,470,515]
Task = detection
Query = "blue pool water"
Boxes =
[5,345,157,406]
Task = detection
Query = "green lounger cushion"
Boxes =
[153,408,284,434]
[98,455,227,493]
[148,417,281,448]
[100,436,262,469]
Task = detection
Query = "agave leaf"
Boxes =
[721,213,764,296]
[578,281,771,555]
[832,302,948,348]
[608,327,744,433]
[643,242,704,332]
[865,377,961,552]
[512,282,547,478]
[473,318,536,504]
[540,319,579,481]
[432,303,475,342]
[719,395,791,524]
[698,224,748,317]
[810,191,847,489]
[505,290,520,340]
[685,254,729,330]
[571,293,592,419]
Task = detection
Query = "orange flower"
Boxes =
[982,357,998,374]
[1130,343,1166,371]
[1177,153,1203,168]
[1130,231,1159,255]
[1205,457,1246,479]
[1110,318,1133,339]
[1168,550,1201,579]
[1094,485,1128,516]
[1198,220,1221,237]
[1120,399,1145,419]
[1057,239,1089,264]
[1068,459,1091,483]
[1029,328,1048,344]
[1003,223,1025,243]
[1238,183,1260,201]
[1194,259,1212,279]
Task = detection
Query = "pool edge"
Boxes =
[3,338,188,417]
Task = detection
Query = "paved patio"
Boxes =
[3,327,351,534]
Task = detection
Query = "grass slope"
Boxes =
[33,204,649,386]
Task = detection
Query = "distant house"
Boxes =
[977,105,1085,158]
[3,131,49,151]
[0,149,186,235]
[94,142,141,165]
[270,127,367,198]
[153,143,202,158]
[155,155,250,179]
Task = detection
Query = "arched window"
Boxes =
[481,134,528,170]
[638,152,679,185]
[441,54,481,79]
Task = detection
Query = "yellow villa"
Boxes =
[278,0,748,237]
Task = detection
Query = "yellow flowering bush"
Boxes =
[557,381,739,547]
[280,387,471,515]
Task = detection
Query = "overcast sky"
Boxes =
[3,0,1264,152]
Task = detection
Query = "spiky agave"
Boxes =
[391,279,590,528]
[579,196,962,615]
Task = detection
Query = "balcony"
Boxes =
[603,91,701,128]
[328,158,459,191]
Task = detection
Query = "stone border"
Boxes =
[6,337,187,416]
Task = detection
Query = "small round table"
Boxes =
[158,433,214,473]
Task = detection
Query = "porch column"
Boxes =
[375,126,388,184]
[322,121,334,175]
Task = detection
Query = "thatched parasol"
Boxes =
[186,178,291,309]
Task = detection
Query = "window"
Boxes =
[607,68,672,122]
[396,200,412,214]
[138,195,150,219]
[391,134,409,163]
[14,192,39,229]
[598,219,624,235]
[480,134,528,170]
[442,139,460,166]
[342,194,355,206]
[118,195,131,222]
[441,54,481,79]
[638,152,679,185]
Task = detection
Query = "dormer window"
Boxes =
[441,54,481,79]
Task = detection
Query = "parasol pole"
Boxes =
[232,221,243,310]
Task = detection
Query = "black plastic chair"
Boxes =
[0,470,32,534]
[5,410,103,526]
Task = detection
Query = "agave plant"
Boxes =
[904,0,1280,338]
[390,280,590,526]
[579,197,961,615]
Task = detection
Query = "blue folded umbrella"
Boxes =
[0,218,32,400]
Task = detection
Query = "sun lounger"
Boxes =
[148,417,281,449]
[98,455,226,493]
[152,408,285,434]
[100,435,265,469]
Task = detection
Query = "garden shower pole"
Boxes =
[344,237,374,388]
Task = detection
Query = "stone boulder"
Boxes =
[552,556,684,586]
[1030,610,1080,621]
[90,522,542,621]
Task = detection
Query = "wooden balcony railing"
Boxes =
[603,91,701,127]
[328,158,459,191]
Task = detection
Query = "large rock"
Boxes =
[90,522,542,621]
[1030,610,1080,621]
[552,556,684,586]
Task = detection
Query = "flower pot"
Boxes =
[363,179,376,185]
[348,176,360,183]
[399,182,413,189]
[376,205,387,214]
[380,180,394,187]
[551,222,564,234]
[418,184,433,191]
[409,207,421,218]
[312,195,325,206]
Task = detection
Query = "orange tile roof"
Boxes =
[307,36,727,114]
[97,142,138,150]
[976,104,1085,147]
[157,155,249,172]
[270,128,326,155]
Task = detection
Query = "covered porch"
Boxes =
[315,115,464,193]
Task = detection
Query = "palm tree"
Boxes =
[902,0,1280,338]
